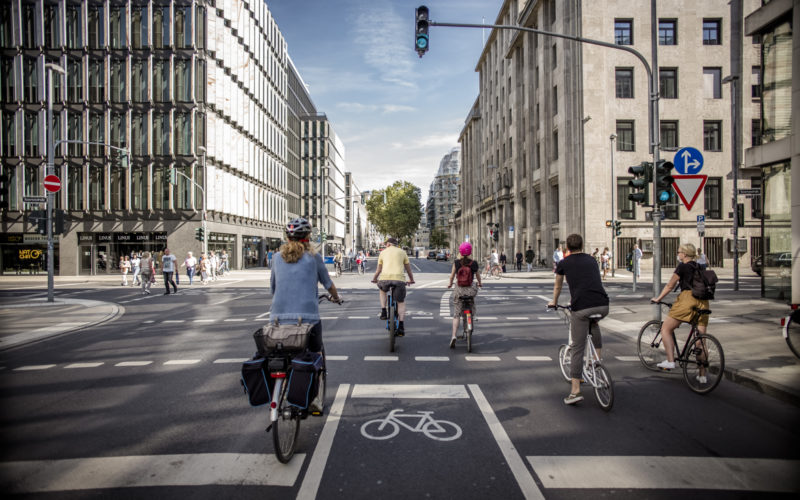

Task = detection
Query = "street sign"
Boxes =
[43,174,61,193]
[672,174,707,211]
[508,225,514,238]
[23,196,47,203]
[738,188,760,196]
[674,147,704,175]
[697,215,705,234]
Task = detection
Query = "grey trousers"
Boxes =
[569,305,609,379]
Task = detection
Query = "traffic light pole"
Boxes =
[45,64,64,302]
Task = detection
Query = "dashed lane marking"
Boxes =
[364,356,399,362]
[163,359,201,365]
[13,365,56,371]
[351,384,470,399]
[516,356,552,361]
[415,356,450,362]
[466,356,501,362]
[326,355,349,361]
[615,356,641,362]
[64,362,104,368]
[193,319,215,323]
[114,361,152,367]
[162,320,185,324]
[213,358,248,364]
[348,316,370,319]
[223,318,247,322]
[507,316,530,320]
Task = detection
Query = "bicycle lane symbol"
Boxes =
[360,408,462,441]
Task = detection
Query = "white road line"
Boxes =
[213,358,248,364]
[537,316,559,321]
[297,384,349,500]
[64,362,104,368]
[4,453,304,492]
[115,361,152,367]
[415,356,450,362]
[526,456,799,492]
[534,295,551,302]
[507,316,529,320]
[210,293,254,306]
[320,316,338,320]
[142,320,155,323]
[363,356,399,362]
[326,355,349,361]
[223,318,247,322]
[413,317,434,320]
[348,316,369,319]
[479,316,498,320]
[162,320,185,324]
[469,385,544,500]
[255,311,270,319]
[351,384,469,399]
[615,356,640,362]
[417,279,448,289]
[164,359,201,365]
[516,356,552,361]
[466,356,501,362]
[14,365,56,371]
[193,319,215,323]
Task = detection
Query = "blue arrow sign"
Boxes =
[674,147,704,175]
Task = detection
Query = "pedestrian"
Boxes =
[120,256,131,286]
[181,251,197,285]
[139,251,154,295]
[548,233,609,406]
[552,245,564,273]
[130,254,141,286]
[267,249,273,268]
[633,243,643,278]
[199,253,209,284]
[515,250,523,271]
[219,249,229,275]
[499,250,507,273]
[697,250,708,271]
[592,248,600,267]
[525,246,535,272]
[209,250,217,281]
[600,247,610,280]
[161,248,178,295]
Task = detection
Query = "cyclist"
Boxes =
[447,241,482,348]
[548,233,609,405]
[357,250,366,273]
[371,237,415,336]
[332,248,344,275]
[650,243,710,372]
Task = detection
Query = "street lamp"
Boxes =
[197,146,208,260]
[45,62,65,302]
[487,164,500,253]
[609,134,617,278]
[320,165,329,259]
[722,74,740,291]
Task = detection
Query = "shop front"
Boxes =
[242,235,264,268]
[208,232,236,269]
[760,162,792,303]
[78,232,167,275]
[0,233,58,275]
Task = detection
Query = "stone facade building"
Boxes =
[426,146,460,237]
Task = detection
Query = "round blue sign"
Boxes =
[673,147,704,175]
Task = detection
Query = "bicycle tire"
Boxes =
[272,380,301,464]
[360,419,399,440]
[388,296,396,352]
[785,314,800,360]
[311,350,327,417]
[592,365,614,411]
[557,344,571,382]
[637,320,668,371]
[682,333,724,395]
[465,311,473,353]
[422,419,462,441]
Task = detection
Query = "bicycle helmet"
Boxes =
[458,242,472,257]
[285,217,312,240]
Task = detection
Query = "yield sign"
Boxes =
[672,175,707,211]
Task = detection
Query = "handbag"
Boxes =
[254,318,313,354]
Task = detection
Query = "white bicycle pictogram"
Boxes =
[360,409,462,441]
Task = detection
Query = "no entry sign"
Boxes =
[43,174,61,193]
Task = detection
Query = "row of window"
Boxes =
[615,119,728,152]
[614,18,725,46]
[615,66,761,100]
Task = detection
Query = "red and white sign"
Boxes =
[43,174,61,193]
[672,174,707,211]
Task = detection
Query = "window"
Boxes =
[21,3,35,47]
[24,56,38,102]
[131,112,148,156]
[550,184,559,223]
[24,110,39,156]
[658,120,679,151]
[153,6,170,48]
[0,7,12,47]
[131,5,148,48]
[174,112,191,155]
[110,111,125,149]
[195,59,206,103]
[535,142,541,170]
[89,164,105,210]
[110,164,127,210]
[2,112,16,156]
[195,112,206,154]
[1,56,14,102]
[67,110,82,156]
[615,68,634,98]
[65,4,81,48]
[703,67,722,99]
[131,165,146,210]
[67,57,82,102]
[110,5,127,49]
[174,59,191,102]
[751,66,761,99]
[89,58,104,102]
[132,59,148,102]
[751,119,762,147]
[617,178,636,219]
[749,177,762,218]
[88,5,105,49]
[24,164,40,196]
[110,59,126,102]
[195,6,206,49]
[660,67,678,98]
[44,3,61,49]
[153,113,169,155]
[704,177,722,219]
[551,44,557,69]
[703,121,722,151]
[67,161,83,210]
[534,190,541,226]
[664,192,679,219]
[552,85,558,115]
[175,6,192,49]
[153,58,170,102]
[615,19,633,45]
[616,120,635,151]
[552,130,558,160]
[89,111,104,156]
[703,19,721,45]
[659,19,677,45]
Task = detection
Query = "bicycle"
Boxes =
[385,284,400,352]
[333,261,342,277]
[455,295,475,352]
[550,304,614,411]
[481,263,502,280]
[265,294,341,463]
[637,301,725,395]
[780,307,800,359]
[357,259,365,275]
[360,409,461,441]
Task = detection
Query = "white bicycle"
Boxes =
[360,409,462,441]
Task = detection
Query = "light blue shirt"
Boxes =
[269,251,333,323]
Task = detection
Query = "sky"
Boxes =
[268,0,505,206]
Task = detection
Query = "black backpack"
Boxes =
[690,262,718,300]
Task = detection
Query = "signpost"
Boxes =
[738,188,760,199]
[43,174,61,193]
[672,148,707,211]
[697,215,705,236]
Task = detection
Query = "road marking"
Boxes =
[364,356,399,362]
[526,456,800,492]
[255,311,270,319]
[162,320,185,324]
[115,361,152,367]
[326,355,349,361]
[413,317,434,320]
[351,384,469,399]
[537,316,560,321]
[320,316,338,320]
[142,320,155,323]
[223,318,247,322]
[164,359,201,365]
[615,356,640,362]
[348,316,369,319]
[3,453,305,492]
[14,364,56,371]
[534,295,551,302]
[210,293,253,306]
[415,356,450,362]
[213,358,248,364]
[470,385,544,500]
[64,362,104,368]
[479,316,498,320]
[193,319,215,323]
[516,356,552,361]
[465,356,501,362]
[507,316,529,320]
[439,291,451,316]
[297,384,349,500]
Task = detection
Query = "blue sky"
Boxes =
[268,0,504,204]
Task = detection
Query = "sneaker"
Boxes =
[695,375,708,384]
[449,337,456,349]
[564,393,584,405]
[396,325,405,337]
[309,395,324,416]
[656,360,676,370]
[379,309,388,320]
[164,292,170,295]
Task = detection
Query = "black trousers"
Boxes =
[163,271,178,293]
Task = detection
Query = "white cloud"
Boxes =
[353,0,417,89]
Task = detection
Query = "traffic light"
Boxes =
[655,160,675,206]
[54,209,65,235]
[415,6,430,57]
[605,220,613,228]
[492,223,499,242]
[195,227,205,242]
[614,220,622,237]
[168,167,177,185]
[627,162,652,206]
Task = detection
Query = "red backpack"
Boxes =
[456,260,474,287]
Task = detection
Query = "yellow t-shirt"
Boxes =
[377,246,409,281]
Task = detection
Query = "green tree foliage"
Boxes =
[429,228,449,250]
[365,181,422,243]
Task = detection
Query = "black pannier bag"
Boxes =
[286,351,324,409]
[240,356,273,406]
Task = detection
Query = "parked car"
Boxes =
[752,252,791,276]
[427,251,437,260]
[436,252,447,261]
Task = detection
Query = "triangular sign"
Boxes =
[672,174,708,211]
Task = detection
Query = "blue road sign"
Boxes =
[674,147,704,175]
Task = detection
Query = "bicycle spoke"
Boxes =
[682,334,725,395]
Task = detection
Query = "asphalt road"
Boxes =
[1,258,798,499]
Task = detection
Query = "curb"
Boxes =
[724,366,800,407]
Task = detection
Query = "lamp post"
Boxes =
[197,146,208,260]
[487,164,500,253]
[45,62,65,303]
[610,134,617,278]
[722,74,740,291]
[320,165,329,259]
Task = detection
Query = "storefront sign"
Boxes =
[77,232,168,244]
[18,248,43,260]
[0,233,24,243]
[24,234,47,243]
[78,234,94,243]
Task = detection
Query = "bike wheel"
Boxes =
[360,419,400,440]
[388,298,396,352]
[592,365,614,411]
[637,320,668,371]
[785,315,800,359]
[465,311,473,353]
[312,350,327,416]
[422,419,462,441]
[557,344,571,382]
[272,380,301,464]
[682,334,724,395]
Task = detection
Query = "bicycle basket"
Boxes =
[254,319,312,354]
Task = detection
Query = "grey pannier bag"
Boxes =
[253,318,312,354]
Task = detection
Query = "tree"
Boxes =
[365,181,422,243]
[429,228,449,250]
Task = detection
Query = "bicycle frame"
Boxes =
[582,334,602,387]
[382,409,444,433]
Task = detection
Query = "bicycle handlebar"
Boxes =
[547,304,571,311]
[650,300,673,307]
[319,294,344,305]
